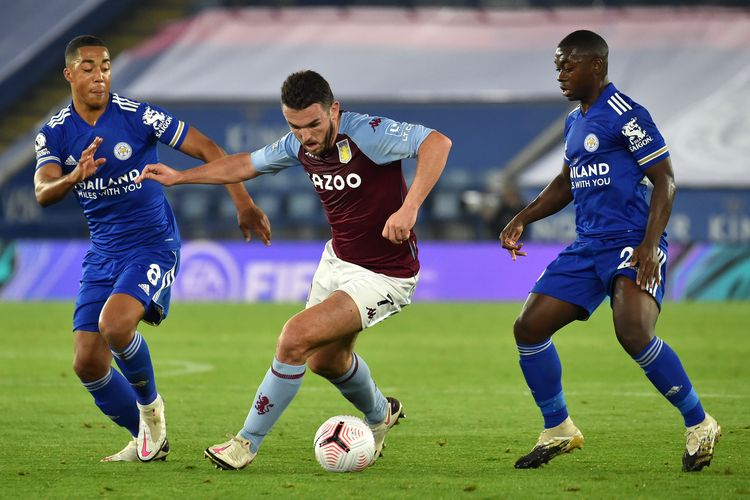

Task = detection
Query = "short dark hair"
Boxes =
[65,35,106,66]
[558,30,608,60]
[281,70,334,110]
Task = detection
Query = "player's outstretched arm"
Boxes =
[630,157,675,289]
[499,163,573,260]
[178,127,271,245]
[34,136,106,207]
[137,153,262,186]
[382,130,451,244]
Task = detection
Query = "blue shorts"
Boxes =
[532,235,667,319]
[73,247,180,332]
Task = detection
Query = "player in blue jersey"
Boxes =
[33,35,271,463]
[500,30,719,472]
[137,70,451,470]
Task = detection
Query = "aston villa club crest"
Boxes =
[336,139,352,164]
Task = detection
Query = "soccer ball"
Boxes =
[313,415,376,472]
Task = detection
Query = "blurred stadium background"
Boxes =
[1,0,748,303]
[2,2,749,497]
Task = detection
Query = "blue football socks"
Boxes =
[518,339,569,428]
[239,358,306,453]
[328,353,387,425]
[81,367,139,436]
[111,331,158,406]
[633,336,705,427]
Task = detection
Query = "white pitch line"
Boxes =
[158,359,214,377]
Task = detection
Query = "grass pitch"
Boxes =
[0,301,748,499]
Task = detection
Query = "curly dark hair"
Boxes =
[281,70,334,110]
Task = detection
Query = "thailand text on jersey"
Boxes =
[35,93,188,255]
[563,83,670,238]
[252,111,434,278]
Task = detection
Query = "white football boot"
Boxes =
[136,394,169,462]
[101,437,168,462]
[515,416,584,468]
[204,435,257,470]
[368,397,405,461]
[683,413,721,472]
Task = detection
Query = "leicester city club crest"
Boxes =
[584,133,599,152]
[336,139,352,164]
[114,142,133,160]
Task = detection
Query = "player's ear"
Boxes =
[591,56,604,76]
[329,100,340,117]
[63,67,72,83]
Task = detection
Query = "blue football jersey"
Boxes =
[563,83,670,238]
[35,94,188,255]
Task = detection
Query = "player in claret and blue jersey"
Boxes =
[500,30,719,472]
[33,35,270,463]
[137,70,452,470]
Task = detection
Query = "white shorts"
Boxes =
[306,240,419,330]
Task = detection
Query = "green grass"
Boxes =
[0,302,748,499]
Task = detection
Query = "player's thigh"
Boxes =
[531,241,607,323]
[99,293,146,349]
[73,330,113,380]
[598,236,668,308]
[306,244,337,309]
[279,291,363,363]
[74,251,116,333]
[306,241,418,330]
[611,276,660,355]
[515,293,586,343]
[111,248,179,327]
[598,236,666,354]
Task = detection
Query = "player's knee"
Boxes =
[514,312,553,344]
[307,350,351,379]
[98,317,133,350]
[513,314,534,343]
[72,350,109,381]
[276,317,314,364]
[307,357,335,378]
[614,325,652,356]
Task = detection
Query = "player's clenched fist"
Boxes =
[136,163,181,186]
[382,206,417,244]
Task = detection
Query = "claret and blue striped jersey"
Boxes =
[251,111,433,278]
[35,93,188,255]
[563,83,670,238]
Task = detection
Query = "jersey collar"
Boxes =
[586,82,618,115]
[70,93,113,127]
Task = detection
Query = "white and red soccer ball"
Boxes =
[313,415,376,472]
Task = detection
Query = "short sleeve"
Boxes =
[34,126,61,171]
[137,102,189,149]
[250,132,303,174]
[618,106,669,171]
[343,113,434,165]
